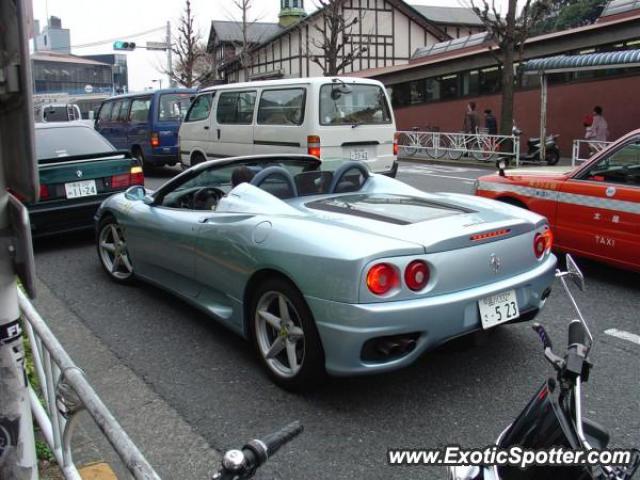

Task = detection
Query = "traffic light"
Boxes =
[113,41,136,51]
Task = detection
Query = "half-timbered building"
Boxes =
[206,0,486,83]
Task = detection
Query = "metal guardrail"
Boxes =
[18,289,162,480]
[396,130,521,166]
[571,139,614,166]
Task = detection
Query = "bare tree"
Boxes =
[470,0,552,134]
[231,0,258,81]
[168,0,215,87]
[308,0,368,76]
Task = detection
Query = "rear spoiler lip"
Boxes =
[38,150,132,165]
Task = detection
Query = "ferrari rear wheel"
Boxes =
[97,217,135,284]
[250,277,326,390]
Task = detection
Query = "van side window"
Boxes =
[129,97,151,122]
[117,99,131,121]
[185,94,213,122]
[97,102,113,122]
[109,101,122,121]
[217,91,256,125]
[257,88,305,125]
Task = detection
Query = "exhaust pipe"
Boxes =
[376,340,403,357]
[376,338,417,357]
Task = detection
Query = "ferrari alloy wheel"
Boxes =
[250,278,325,390]
[97,217,134,283]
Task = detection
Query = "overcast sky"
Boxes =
[32,0,511,91]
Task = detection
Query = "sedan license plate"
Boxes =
[65,180,97,199]
[478,290,519,329]
[350,149,368,161]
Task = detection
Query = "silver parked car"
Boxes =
[95,155,556,390]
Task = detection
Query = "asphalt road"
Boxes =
[33,160,640,480]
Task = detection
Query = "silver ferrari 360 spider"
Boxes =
[95,155,556,389]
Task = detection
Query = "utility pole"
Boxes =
[0,0,39,476]
[166,21,175,88]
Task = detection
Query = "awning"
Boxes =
[521,49,640,74]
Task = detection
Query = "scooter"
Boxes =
[448,255,640,480]
[513,125,561,166]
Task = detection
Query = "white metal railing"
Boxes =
[571,139,613,166]
[396,129,521,166]
[18,289,161,480]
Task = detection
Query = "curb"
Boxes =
[397,154,575,169]
[398,155,496,169]
[78,462,117,480]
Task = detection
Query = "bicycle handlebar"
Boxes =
[567,319,587,349]
[262,421,303,457]
[212,421,303,480]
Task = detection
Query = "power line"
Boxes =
[69,26,166,49]
[36,25,166,53]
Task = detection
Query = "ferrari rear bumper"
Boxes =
[306,254,556,376]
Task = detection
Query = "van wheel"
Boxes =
[132,148,146,168]
[191,152,206,166]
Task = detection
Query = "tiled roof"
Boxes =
[410,5,485,26]
[210,20,283,45]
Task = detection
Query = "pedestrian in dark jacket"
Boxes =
[463,101,479,134]
[484,109,498,135]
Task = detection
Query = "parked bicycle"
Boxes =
[446,129,501,162]
[398,126,448,159]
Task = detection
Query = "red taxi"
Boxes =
[475,130,640,272]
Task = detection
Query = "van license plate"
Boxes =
[350,150,368,161]
[65,180,97,199]
[478,289,519,329]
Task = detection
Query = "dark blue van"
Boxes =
[95,89,195,167]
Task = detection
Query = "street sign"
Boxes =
[146,41,169,51]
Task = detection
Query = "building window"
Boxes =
[479,67,501,95]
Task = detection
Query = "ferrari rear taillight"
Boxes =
[130,166,144,185]
[534,228,553,259]
[150,132,160,148]
[307,135,321,158]
[366,263,399,295]
[404,260,429,291]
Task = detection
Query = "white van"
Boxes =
[178,77,398,176]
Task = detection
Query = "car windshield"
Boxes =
[158,93,192,121]
[306,194,469,225]
[172,159,320,193]
[319,84,392,126]
[35,126,115,161]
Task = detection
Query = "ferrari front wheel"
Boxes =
[250,277,326,391]
[97,216,135,284]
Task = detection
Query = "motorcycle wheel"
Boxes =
[546,149,560,166]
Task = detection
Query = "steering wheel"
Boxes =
[192,187,224,210]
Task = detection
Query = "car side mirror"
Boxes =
[125,185,146,201]
[565,254,585,292]
[143,194,155,206]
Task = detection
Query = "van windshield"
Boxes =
[319,84,392,126]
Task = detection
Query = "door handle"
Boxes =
[217,128,221,140]
[204,126,209,130]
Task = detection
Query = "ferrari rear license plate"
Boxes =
[350,149,368,161]
[65,180,97,199]
[478,290,519,329]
